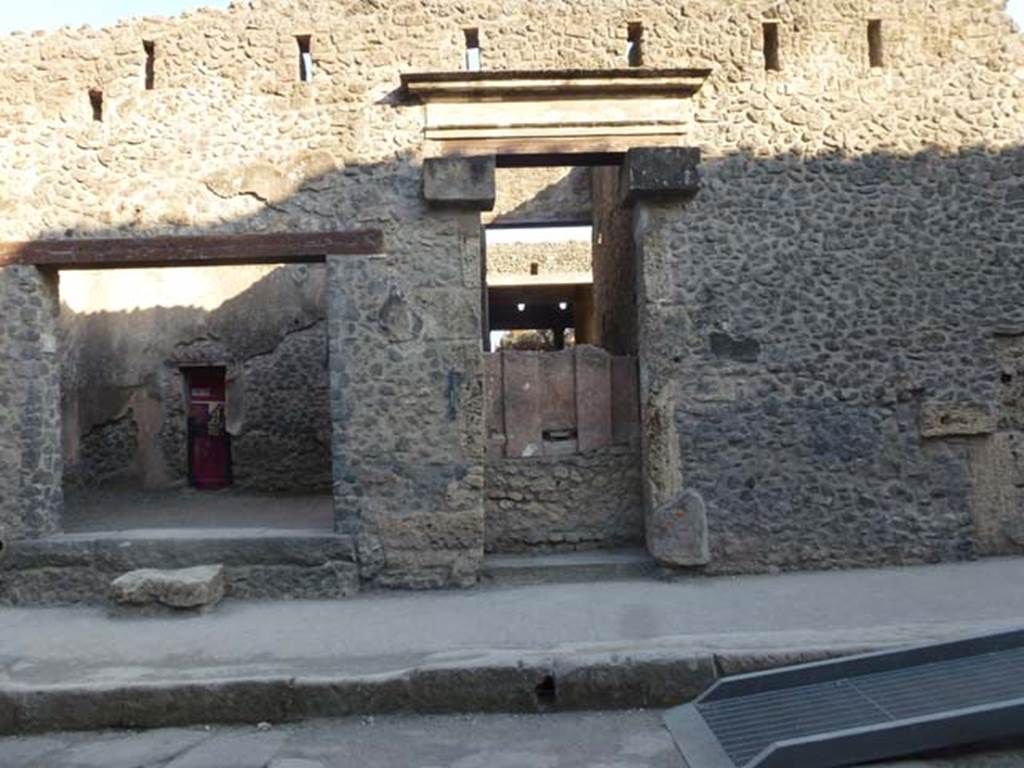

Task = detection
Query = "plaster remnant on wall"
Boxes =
[920,402,998,439]
[969,334,1024,556]
[205,163,294,205]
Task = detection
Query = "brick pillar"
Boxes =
[0,266,63,540]
[326,156,494,589]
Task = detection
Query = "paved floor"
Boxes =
[61,488,334,532]
[2,713,1023,768]
[2,558,1024,687]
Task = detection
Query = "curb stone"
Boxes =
[0,644,869,735]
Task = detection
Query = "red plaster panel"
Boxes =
[575,345,613,453]
[611,355,640,445]
[502,352,544,458]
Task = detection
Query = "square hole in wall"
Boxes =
[465,28,481,72]
[627,23,644,67]
[868,19,884,68]
[297,35,314,82]
[763,22,780,71]
[143,40,156,90]
[89,90,103,122]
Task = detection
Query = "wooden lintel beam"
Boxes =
[0,230,385,270]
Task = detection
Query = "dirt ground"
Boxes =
[61,487,335,532]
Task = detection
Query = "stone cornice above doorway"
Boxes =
[399,68,713,156]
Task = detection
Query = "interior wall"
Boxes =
[60,264,332,494]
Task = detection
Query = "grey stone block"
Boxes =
[423,156,496,210]
[646,489,711,567]
[110,565,226,610]
[620,147,701,205]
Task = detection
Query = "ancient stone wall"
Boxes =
[486,241,591,279]
[0,267,62,539]
[969,334,1024,556]
[487,168,592,226]
[635,144,1024,573]
[485,446,643,553]
[60,264,331,495]
[0,0,1022,580]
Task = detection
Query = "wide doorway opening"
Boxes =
[482,157,643,555]
[58,261,334,533]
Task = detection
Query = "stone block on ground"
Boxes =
[646,489,710,567]
[110,564,226,611]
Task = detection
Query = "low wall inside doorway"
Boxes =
[483,347,643,552]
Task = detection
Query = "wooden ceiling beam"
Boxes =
[0,230,385,270]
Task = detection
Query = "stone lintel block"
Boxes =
[423,155,496,211]
[920,402,998,439]
[620,147,701,206]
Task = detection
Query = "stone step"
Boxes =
[0,530,358,605]
[481,548,659,586]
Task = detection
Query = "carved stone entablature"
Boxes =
[401,68,712,155]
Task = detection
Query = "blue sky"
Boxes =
[0,0,1022,34]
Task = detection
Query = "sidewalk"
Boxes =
[2,557,1023,733]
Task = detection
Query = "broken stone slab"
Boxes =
[110,565,226,611]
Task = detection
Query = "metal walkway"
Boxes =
[664,629,1024,768]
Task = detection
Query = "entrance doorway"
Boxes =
[185,367,231,490]
[481,157,644,554]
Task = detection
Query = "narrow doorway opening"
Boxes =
[185,366,231,491]
[482,157,643,555]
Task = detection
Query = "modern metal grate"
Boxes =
[665,630,1024,768]
[699,647,1024,766]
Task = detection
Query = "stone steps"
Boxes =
[0,529,358,605]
